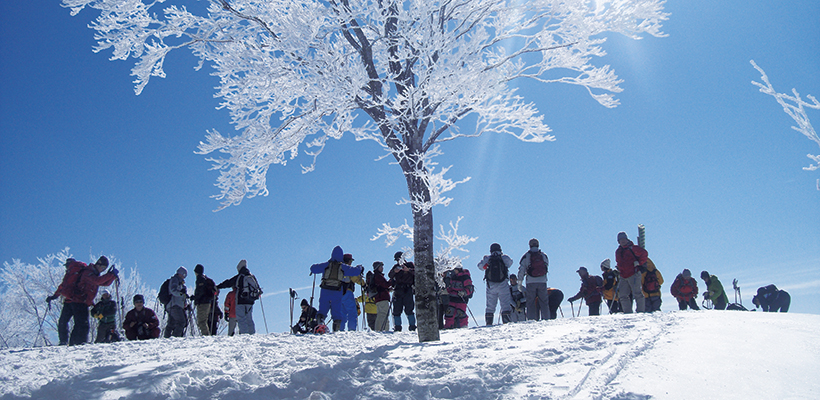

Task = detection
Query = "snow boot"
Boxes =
[332,319,342,332]
[394,325,402,332]
[501,312,511,324]
[408,314,416,331]
[485,313,494,326]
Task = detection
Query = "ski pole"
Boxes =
[115,276,125,338]
[33,301,51,347]
[570,301,576,318]
[309,273,316,309]
[289,288,295,335]
[259,296,269,334]
[458,294,480,327]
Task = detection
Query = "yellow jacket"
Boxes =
[356,294,378,314]
[641,259,664,298]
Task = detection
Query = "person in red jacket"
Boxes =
[224,289,237,336]
[670,269,700,310]
[615,232,648,313]
[123,294,160,340]
[567,267,603,316]
[443,265,474,329]
[46,257,118,346]
[371,262,392,332]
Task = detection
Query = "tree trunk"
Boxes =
[412,203,439,342]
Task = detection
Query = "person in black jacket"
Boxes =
[292,299,318,334]
[193,264,217,335]
[753,284,791,312]
[389,252,416,332]
[91,290,119,343]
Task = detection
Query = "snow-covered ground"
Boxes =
[1,311,817,400]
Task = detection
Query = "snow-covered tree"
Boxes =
[751,60,820,190]
[0,249,156,348]
[61,0,667,342]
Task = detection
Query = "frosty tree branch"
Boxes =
[751,60,820,190]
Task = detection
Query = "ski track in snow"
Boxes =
[4,311,817,399]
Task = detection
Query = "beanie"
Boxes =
[577,266,588,275]
[96,256,109,267]
[133,294,145,303]
[194,264,204,275]
[177,266,187,278]
[528,238,539,248]
[682,269,692,278]
[617,232,628,242]
[701,271,710,280]
[236,259,247,272]
[394,251,403,261]
[373,261,384,270]
[600,258,611,270]
[490,243,502,253]
[301,299,309,307]
[100,289,111,298]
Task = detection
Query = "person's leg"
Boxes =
[196,303,211,335]
[57,304,73,345]
[526,284,539,320]
[68,303,90,345]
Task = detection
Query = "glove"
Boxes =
[46,294,58,303]
[110,266,119,277]
[517,284,524,292]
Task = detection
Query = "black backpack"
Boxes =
[158,278,172,306]
[484,254,508,283]
[365,271,377,298]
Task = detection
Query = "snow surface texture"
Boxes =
[1,312,817,400]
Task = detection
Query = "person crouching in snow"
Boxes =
[292,299,318,334]
[443,264,473,329]
[567,267,603,316]
[310,246,364,332]
[91,290,119,343]
[509,274,527,322]
[123,294,160,340]
[671,269,699,310]
[701,271,729,310]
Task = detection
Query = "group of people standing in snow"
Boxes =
[43,229,792,345]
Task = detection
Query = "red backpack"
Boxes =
[526,251,547,277]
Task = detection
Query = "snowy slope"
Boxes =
[1,311,818,400]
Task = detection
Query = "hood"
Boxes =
[331,246,344,263]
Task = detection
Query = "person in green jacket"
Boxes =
[700,271,729,310]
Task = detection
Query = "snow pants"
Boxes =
[236,303,255,334]
[619,273,645,313]
[94,321,119,343]
[587,301,601,316]
[606,299,623,314]
[392,287,415,328]
[645,296,662,312]
[164,305,187,338]
[547,289,563,320]
[341,290,357,331]
[677,298,700,310]
[485,281,512,314]
[196,303,211,336]
[58,301,90,346]
[375,300,390,331]
[526,283,550,320]
[444,300,468,329]
[317,288,344,323]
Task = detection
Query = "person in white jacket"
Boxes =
[477,243,514,325]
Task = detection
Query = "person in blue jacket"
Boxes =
[310,246,364,332]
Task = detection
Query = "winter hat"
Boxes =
[509,274,518,281]
[682,269,692,278]
[529,238,539,248]
[96,256,109,267]
[64,258,76,267]
[100,289,111,298]
[394,251,403,261]
[177,266,187,278]
[617,232,628,242]
[301,299,309,308]
[373,261,384,270]
[600,258,611,270]
[236,259,247,272]
[133,294,145,304]
[700,271,710,280]
[343,254,354,264]
[490,243,502,253]
[194,264,204,275]
[577,266,588,275]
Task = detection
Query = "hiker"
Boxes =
[371,261,392,332]
[224,289,237,336]
[164,266,189,338]
[208,295,223,336]
[700,271,729,310]
[292,299,318,334]
[90,290,119,343]
[46,256,119,346]
[518,238,550,321]
[389,251,416,332]
[356,289,378,331]
[615,231,649,313]
[217,260,262,335]
[567,267,603,316]
[123,294,160,340]
[509,274,527,322]
[192,264,217,335]
[642,261,664,312]
[670,269,700,310]
[341,253,364,331]
[753,284,790,312]
[600,259,622,313]
[478,243,513,325]
[443,264,474,329]
[547,288,564,319]
[310,246,364,332]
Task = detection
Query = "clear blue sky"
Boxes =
[1,1,818,331]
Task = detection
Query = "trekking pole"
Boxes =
[33,301,51,347]
[570,301,576,318]
[309,273,317,309]
[289,288,295,334]
[360,283,367,331]
[115,276,125,338]
[381,299,393,331]
[458,294,480,327]
[259,296,269,334]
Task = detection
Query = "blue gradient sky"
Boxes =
[1,1,818,330]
